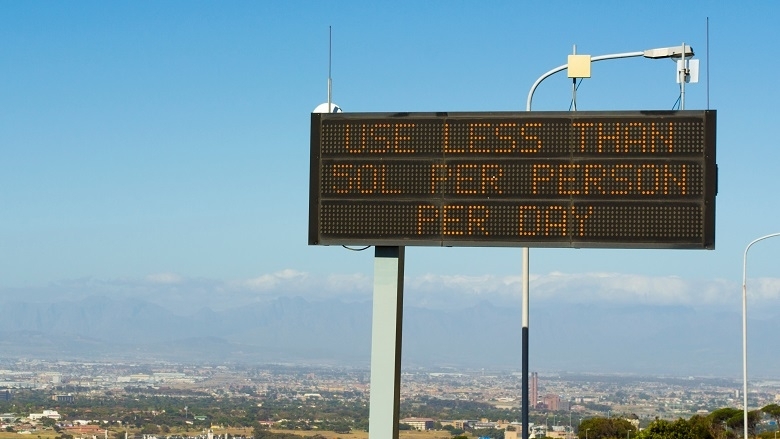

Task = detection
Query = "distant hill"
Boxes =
[0,294,773,377]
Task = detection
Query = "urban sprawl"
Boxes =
[2,360,779,439]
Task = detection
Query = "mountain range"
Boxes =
[1,293,775,379]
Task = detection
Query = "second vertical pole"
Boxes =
[521,247,530,439]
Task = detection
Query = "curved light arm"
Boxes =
[526,51,644,111]
[741,232,780,291]
[742,232,780,439]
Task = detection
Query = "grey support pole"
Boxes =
[368,246,405,439]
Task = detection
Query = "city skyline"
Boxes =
[3,359,777,423]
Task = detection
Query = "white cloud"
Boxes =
[145,273,183,285]
[215,269,759,310]
[6,269,776,314]
[225,270,371,302]
[241,269,309,291]
[747,277,780,300]
[533,272,693,305]
[400,271,745,309]
[325,273,372,292]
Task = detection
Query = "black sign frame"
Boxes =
[309,110,716,249]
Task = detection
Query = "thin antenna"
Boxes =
[327,26,332,111]
[313,26,341,114]
[571,44,577,111]
[680,42,686,110]
[706,17,710,109]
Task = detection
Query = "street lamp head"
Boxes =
[643,45,694,59]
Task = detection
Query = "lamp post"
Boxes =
[521,44,694,439]
[526,45,694,111]
[742,232,780,439]
[586,428,590,439]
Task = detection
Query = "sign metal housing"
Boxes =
[309,110,716,249]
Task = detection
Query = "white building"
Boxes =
[29,410,61,421]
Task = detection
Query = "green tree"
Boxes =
[708,407,741,438]
[333,423,351,434]
[253,423,271,439]
[637,418,711,439]
[140,424,161,435]
[763,404,780,429]
[473,428,504,439]
[579,417,636,439]
[706,407,760,439]
[687,414,715,439]
[726,410,760,437]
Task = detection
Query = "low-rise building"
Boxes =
[1,413,18,423]
[29,410,61,421]
[400,417,435,431]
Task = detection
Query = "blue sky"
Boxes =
[2,1,780,324]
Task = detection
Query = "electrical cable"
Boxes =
[671,94,682,110]
[568,79,583,111]
[342,245,372,251]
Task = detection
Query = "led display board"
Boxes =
[309,110,716,249]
